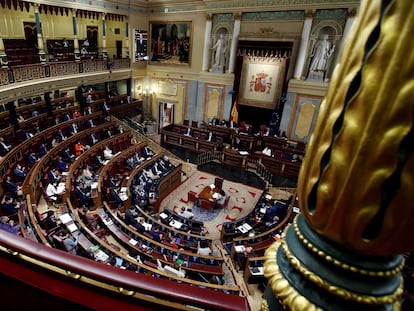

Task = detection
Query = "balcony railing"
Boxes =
[0,58,130,86]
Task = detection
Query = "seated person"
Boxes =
[89,133,99,145]
[56,156,69,171]
[79,206,99,228]
[27,152,40,165]
[86,118,96,128]
[74,183,94,208]
[183,127,192,137]
[124,206,145,232]
[216,189,227,206]
[103,146,114,160]
[48,168,62,184]
[262,147,272,156]
[38,143,48,157]
[109,187,123,208]
[220,119,228,127]
[51,136,60,148]
[142,146,154,158]
[75,141,86,157]
[81,165,95,186]
[133,187,149,210]
[197,240,212,256]
[206,132,214,142]
[59,230,79,255]
[69,122,78,135]
[4,175,23,197]
[44,210,58,230]
[46,182,66,202]
[1,195,21,216]
[210,116,219,126]
[23,131,34,140]
[13,164,27,181]
[0,216,20,235]
[62,147,75,162]
[178,206,194,220]
[0,136,12,155]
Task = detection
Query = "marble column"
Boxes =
[72,9,80,61]
[228,13,241,74]
[202,14,212,72]
[125,20,129,58]
[101,13,108,59]
[34,3,46,63]
[293,10,313,79]
[0,35,8,67]
[333,8,357,68]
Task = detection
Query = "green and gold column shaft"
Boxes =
[264,0,414,310]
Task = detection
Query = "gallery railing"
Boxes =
[0,58,130,86]
[0,230,250,311]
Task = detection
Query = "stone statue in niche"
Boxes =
[308,34,335,81]
[210,31,228,73]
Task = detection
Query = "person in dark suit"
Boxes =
[69,123,78,135]
[57,129,67,141]
[56,156,68,171]
[1,195,21,216]
[27,152,40,165]
[74,183,94,207]
[109,188,123,208]
[63,113,71,121]
[183,127,192,137]
[62,148,75,163]
[23,131,34,140]
[0,136,12,155]
[3,175,23,197]
[38,143,48,157]
[86,119,95,128]
[13,164,27,181]
[142,146,154,158]
[211,116,219,126]
[89,133,99,145]
[48,168,61,184]
[228,120,238,129]
[124,206,145,232]
[233,137,242,150]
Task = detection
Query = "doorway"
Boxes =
[116,40,122,59]
[158,101,175,133]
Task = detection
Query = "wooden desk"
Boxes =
[198,185,221,210]
[198,185,220,202]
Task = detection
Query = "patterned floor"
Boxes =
[159,170,263,240]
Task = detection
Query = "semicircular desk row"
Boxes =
[0,109,296,308]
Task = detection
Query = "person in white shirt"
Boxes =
[197,240,212,256]
[183,127,192,137]
[262,147,272,156]
[46,182,65,202]
[103,146,114,160]
[206,132,213,142]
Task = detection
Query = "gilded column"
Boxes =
[202,14,212,72]
[34,3,46,63]
[228,13,241,74]
[293,10,313,80]
[264,0,414,310]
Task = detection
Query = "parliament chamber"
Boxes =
[0,0,413,311]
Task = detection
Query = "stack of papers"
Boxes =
[59,213,72,224]
[129,238,138,246]
[235,245,246,253]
